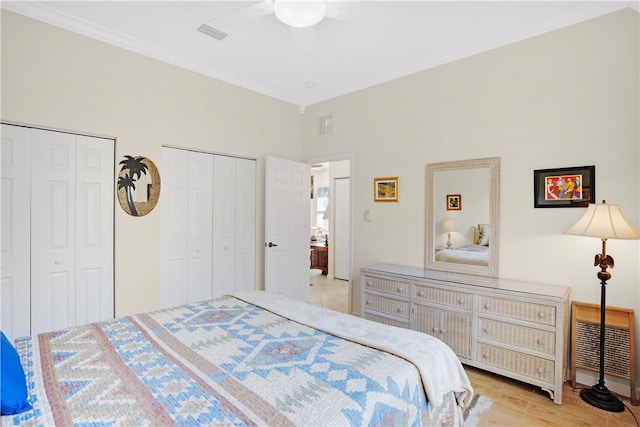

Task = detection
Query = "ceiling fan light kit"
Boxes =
[274,0,326,28]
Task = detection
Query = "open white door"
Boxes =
[264,156,310,302]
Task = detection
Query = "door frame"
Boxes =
[307,153,353,314]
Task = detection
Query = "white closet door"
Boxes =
[1,125,32,340]
[334,177,351,280]
[30,129,77,334]
[234,158,256,292]
[75,136,114,325]
[212,155,236,298]
[186,151,213,303]
[160,147,189,308]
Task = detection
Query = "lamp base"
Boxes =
[580,384,625,412]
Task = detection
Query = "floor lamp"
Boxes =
[565,200,640,412]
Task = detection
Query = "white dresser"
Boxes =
[361,263,571,404]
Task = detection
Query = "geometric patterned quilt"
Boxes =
[2,295,462,426]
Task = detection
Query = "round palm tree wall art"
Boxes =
[117,155,161,216]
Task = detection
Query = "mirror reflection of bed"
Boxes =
[435,223,490,266]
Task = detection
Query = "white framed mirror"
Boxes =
[426,157,500,277]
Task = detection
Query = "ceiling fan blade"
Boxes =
[235,0,274,21]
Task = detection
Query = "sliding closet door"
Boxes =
[186,151,214,303]
[160,147,214,308]
[1,125,31,341]
[74,136,114,325]
[31,130,77,334]
[234,158,256,292]
[212,156,256,297]
[161,147,189,307]
[212,155,236,297]
[30,129,114,335]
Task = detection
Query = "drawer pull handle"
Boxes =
[458,298,464,304]
[483,327,489,333]
[432,327,439,333]
[483,352,490,359]
[440,328,447,334]
[538,312,545,318]
[537,338,544,345]
[396,286,404,293]
[365,300,372,305]
[537,367,544,374]
[396,308,402,313]
[366,281,372,287]
[417,290,424,297]
[484,303,491,310]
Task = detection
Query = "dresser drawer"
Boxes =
[363,311,409,329]
[478,296,556,326]
[478,318,555,356]
[477,343,555,384]
[363,292,410,319]
[414,285,472,310]
[363,274,410,298]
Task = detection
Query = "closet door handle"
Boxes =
[266,242,278,248]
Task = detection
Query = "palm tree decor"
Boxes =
[117,155,161,217]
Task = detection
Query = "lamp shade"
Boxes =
[564,200,639,239]
[274,0,326,28]
[442,218,455,232]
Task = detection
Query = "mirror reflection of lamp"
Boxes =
[442,219,455,249]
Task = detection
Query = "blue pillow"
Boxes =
[1,331,32,415]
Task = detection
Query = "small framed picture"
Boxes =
[446,194,461,211]
[374,177,399,202]
[533,165,595,208]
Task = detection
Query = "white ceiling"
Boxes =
[3,1,638,109]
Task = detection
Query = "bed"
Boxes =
[435,223,490,266]
[435,245,489,266]
[1,291,473,426]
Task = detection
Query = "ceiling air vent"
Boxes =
[197,24,228,41]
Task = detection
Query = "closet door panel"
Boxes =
[75,136,114,325]
[187,151,213,303]
[234,158,256,292]
[212,155,236,298]
[0,125,31,340]
[31,129,76,334]
[160,147,189,308]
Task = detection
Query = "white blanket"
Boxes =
[231,290,473,410]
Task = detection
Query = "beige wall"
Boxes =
[302,7,640,381]
[1,10,303,316]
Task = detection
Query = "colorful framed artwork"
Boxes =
[374,177,399,202]
[533,165,595,208]
[446,194,461,211]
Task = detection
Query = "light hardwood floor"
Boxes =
[310,276,640,426]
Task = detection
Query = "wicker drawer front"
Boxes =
[478,318,555,356]
[363,292,410,319]
[363,311,409,329]
[363,275,410,298]
[477,343,555,383]
[479,296,556,326]
[414,285,472,310]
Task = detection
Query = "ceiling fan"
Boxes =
[233,0,348,28]
[205,0,351,45]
